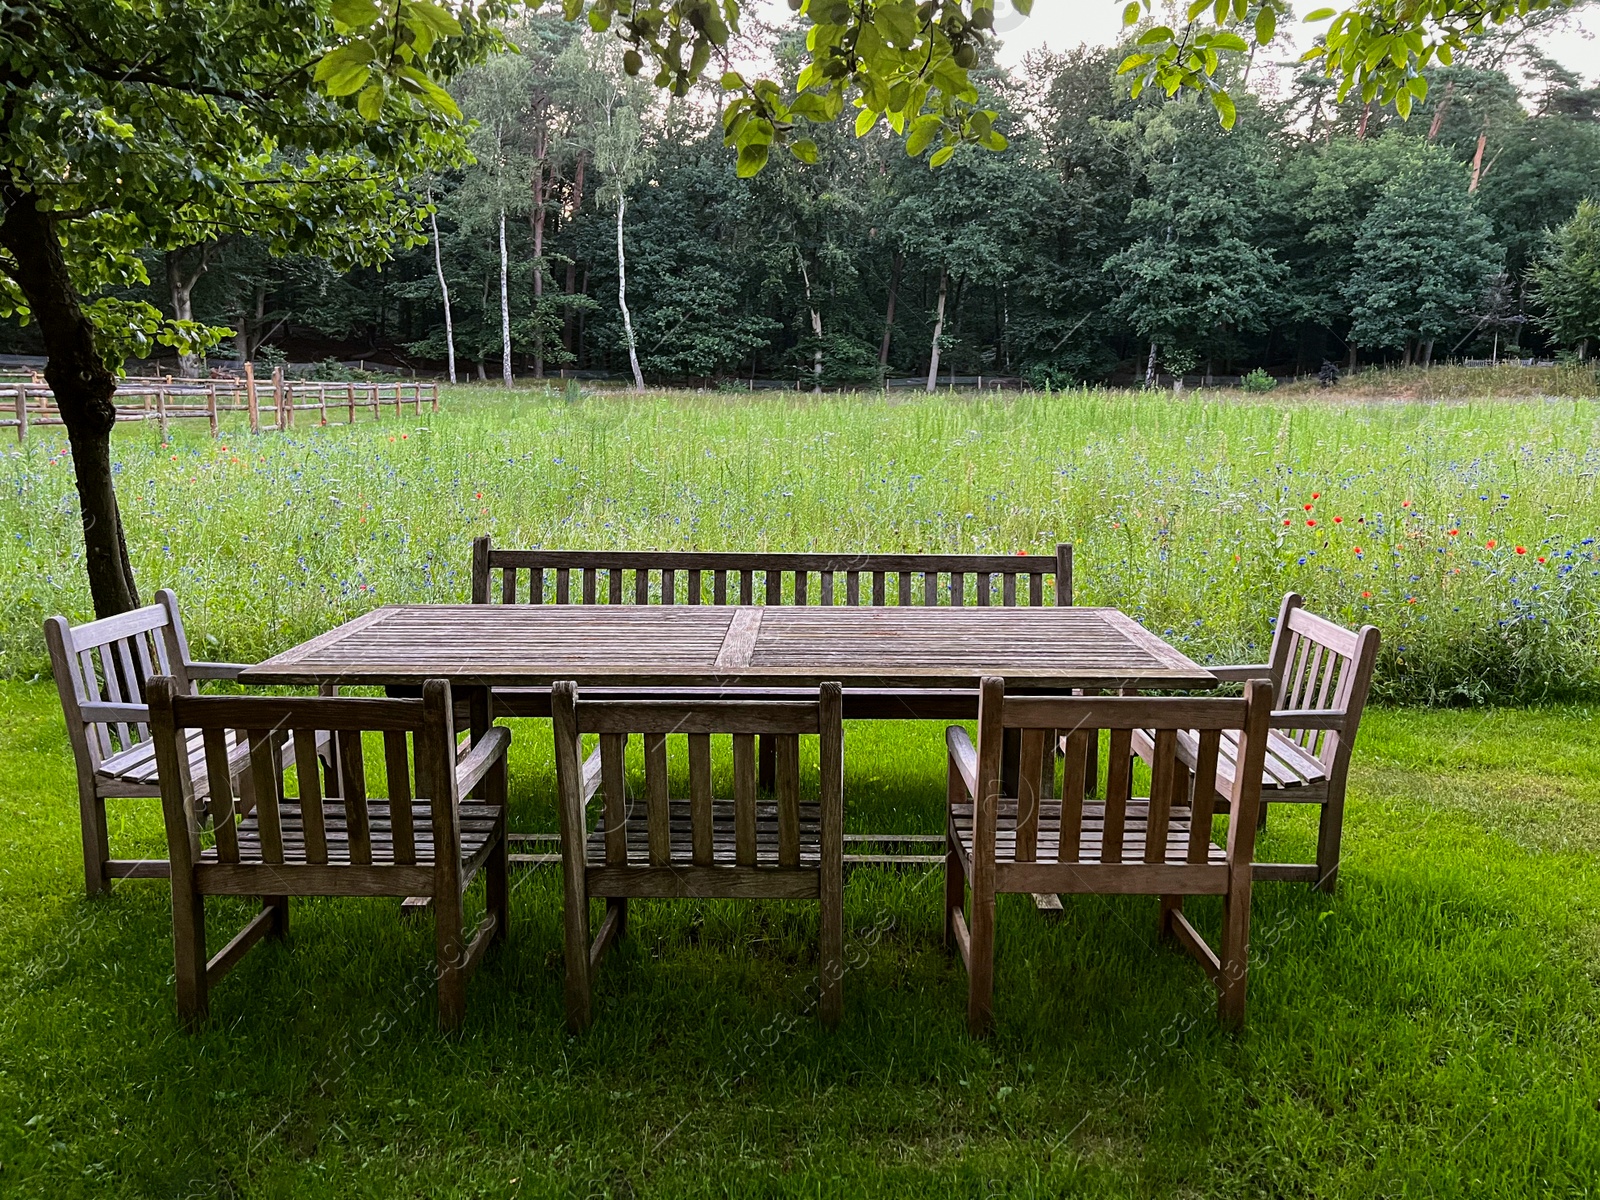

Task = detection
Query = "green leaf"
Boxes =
[1187,0,1210,19]
[905,114,940,157]
[928,144,956,168]
[1137,26,1175,45]
[1210,87,1237,129]
[1208,32,1249,53]
[330,0,380,28]
[1303,7,1336,20]
[397,66,461,118]
[403,1,461,38]
[1407,75,1429,100]
[855,106,879,136]
[735,141,769,177]
[356,81,385,121]
[789,139,819,163]
[314,42,375,83]
[1126,2,1146,26]
[720,71,745,90]
[1255,7,1277,45]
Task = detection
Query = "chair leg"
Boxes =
[264,895,289,939]
[1158,894,1183,939]
[967,882,995,1038]
[564,879,593,1034]
[607,897,628,941]
[1314,795,1344,894]
[172,877,208,1028]
[1256,800,1269,831]
[79,784,111,897]
[486,763,510,947]
[435,884,467,1032]
[819,885,843,1028]
[1217,873,1252,1028]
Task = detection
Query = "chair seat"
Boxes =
[97,728,248,796]
[200,800,502,867]
[1130,728,1331,802]
[586,797,824,868]
[949,798,1227,869]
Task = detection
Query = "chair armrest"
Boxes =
[455,727,511,796]
[80,701,149,724]
[946,726,979,801]
[185,661,250,681]
[1269,708,1349,730]
[1206,664,1274,682]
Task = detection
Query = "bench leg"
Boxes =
[80,783,111,897]
[172,878,208,1028]
[436,885,467,1032]
[1314,793,1344,894]
[1217,875,1252,1028]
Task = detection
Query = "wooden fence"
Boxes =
[0,364,439,443]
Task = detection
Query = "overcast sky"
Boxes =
[989,1,1600,84]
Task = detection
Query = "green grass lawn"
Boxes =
[1,678,1598,1198]
[3,388,1600,1196]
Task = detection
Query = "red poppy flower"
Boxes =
[1333,516,1343,524]
[475,491,482,499]
[1537,555,1547,564]
[1352,547,1362,555]
[1447,529,1459,536]
[1361,590,1372,599]
[1402,500,1412,507]
[1282,519,1291,526]
[1515,546,1526,555]
[1487,539,1497,549]
[1304,503,1314,511]
[1312,492,1321,500]
[1306,519,1317,528]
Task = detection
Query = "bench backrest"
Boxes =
[472,537,1072,608]
[971,677,1272,871]
[44,589,197,772]
[551,681,843,873]
[147,678,459,875]
[1262,594,1380,782]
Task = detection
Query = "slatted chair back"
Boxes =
[472,537,1072,609]
[947,677,1273,1032]
[551,681,845,1031]
[1261,593,1380,790]
[44,590,197,774]
[151,684,459,882]
[148,677,510,1030]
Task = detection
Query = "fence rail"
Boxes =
[0,365,439,443]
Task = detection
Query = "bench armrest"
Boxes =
[185,661,250,681]
[580,744,603,805]
[1269,708,1349,730]
[455,727,511,796]
[1206,664,1274,682]
[946,726,979,801]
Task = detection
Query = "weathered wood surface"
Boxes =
[241,604,1215,691]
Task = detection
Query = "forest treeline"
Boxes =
[9,13,1600,388]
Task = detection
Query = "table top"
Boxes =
[239,605,1215,691]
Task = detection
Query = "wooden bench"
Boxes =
[44,589,306,895]
[148,677,509,1031]
[1131,593,1379,892]
[551,681,844,1032]
[946,678,1274,1033]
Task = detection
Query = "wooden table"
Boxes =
[241,605,1215,876]
[239,604,1215,694]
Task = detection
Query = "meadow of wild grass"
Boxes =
[3,383,1599,703]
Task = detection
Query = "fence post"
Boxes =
[156,387,168,439]
[346,382,355,424]
[245,361,259,434]
[272,366,285,430]
[318,383,327,425]
[431,382,439,412]
[207,383,218,437]
[14,386,25,444]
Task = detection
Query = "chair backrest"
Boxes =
[147,677,460,875]
[44,589,196,770]
[550,681,843,872]
[472,537,1072,608]
[1262,593,1381,779]
[971,676,1272,871]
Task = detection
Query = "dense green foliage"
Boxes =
[22,15,1598,388]
[1532,196,1600,358]
[5,385,1600,705]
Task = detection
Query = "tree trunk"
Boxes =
[798,255,823,394]
[564,153,587,359]
[0,181,140,617]
[1421,338,1435,368]
[1357,101,1372,140]
[1402,338,1414,368]
[926,267,948,393]
[530,148,547,379]
[498,208,513,389]
[1145,339,1158,388]
[879,251,902,370]
[1427,81,1455,142]
[616,195,644,391]
[1580,337,1590,362]
[1468,129,1488,194]
[1348,341,1358,372]
[427,190,456,384]
[165,248,209,379]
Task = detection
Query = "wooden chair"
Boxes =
[551,680,844,1033]
[946,677,1273,1034]
[44,589,293,895]
[147,677,510,1031]
[1133,593,1379,892]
